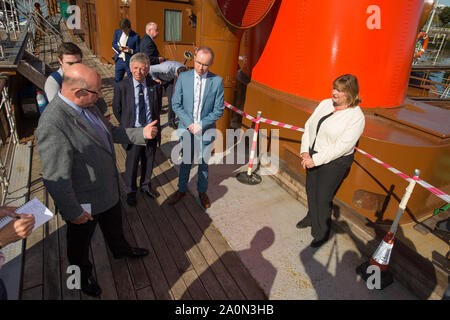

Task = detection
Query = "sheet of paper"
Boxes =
[14,197,54,231]
[80,203,91,215]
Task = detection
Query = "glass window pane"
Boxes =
[165,10,181,42]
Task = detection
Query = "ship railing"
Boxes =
[0,79,19,206]
[409,67,450,99]
[0,0,20,40]
[9,0,63,40]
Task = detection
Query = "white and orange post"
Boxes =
[358,169,421,290]
[236,111,263,185]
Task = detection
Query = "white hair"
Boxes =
[146,22,158,32]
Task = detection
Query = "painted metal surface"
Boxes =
[250,0,425,109]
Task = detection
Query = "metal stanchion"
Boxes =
[356,169,421,290]
[236,111,262,185]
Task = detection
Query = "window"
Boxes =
[165,10,182,42]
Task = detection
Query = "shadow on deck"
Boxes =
[20,140,266,300]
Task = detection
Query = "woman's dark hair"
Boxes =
[119,18,131,30]
[333,74,362,108]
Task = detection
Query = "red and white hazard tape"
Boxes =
[224,102,450,203]
[259,118,305,132]
[354,148,450,203]
[224,102,256,122]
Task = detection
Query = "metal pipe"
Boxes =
[433,33,446,65]
[425,0,439,35]
[389,170,421,236]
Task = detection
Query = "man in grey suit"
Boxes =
[167,46,224,209]
[35,64,158,297]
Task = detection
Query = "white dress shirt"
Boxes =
[118,31,129,61]
[149,60,186,82]
[300,98,365,166]
[193,71,207,124]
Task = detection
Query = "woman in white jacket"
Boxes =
[298,74,365,248]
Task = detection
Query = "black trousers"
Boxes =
[66,201,130,279]
[0,278,7,300]
[125,140,157,195]
[163,80,175,123]
[305,154,354,240]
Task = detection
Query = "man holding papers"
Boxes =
[36,64,156,297]
[112,18,140,83]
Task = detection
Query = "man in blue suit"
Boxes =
[112,18,140,83]
[168,47,224,209]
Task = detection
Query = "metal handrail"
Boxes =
[0,81,19,206]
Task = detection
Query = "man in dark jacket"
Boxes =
[113,53,162,206]
[140,22,164,65]
[112,18,140,83]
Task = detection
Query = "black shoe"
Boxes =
[113,247,149,259]
[141,188,160,199]
[310,237,329,248]
[126,193,137,206]
[81,275,102,297]
[296,216,311,229]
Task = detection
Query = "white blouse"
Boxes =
[300,98,365,166]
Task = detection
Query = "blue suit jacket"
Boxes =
[112,29,140,63]
[172,70,224,142]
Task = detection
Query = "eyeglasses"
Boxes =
[195,60,210,68]
[78,88,100,95]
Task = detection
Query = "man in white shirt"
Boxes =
[112,18,140,83]
[168,47,225,209]
[149,60,187,128]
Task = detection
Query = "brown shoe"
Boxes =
[199,192,211,209]
[168,190,186,205]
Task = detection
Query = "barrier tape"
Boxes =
[355,148,450,203]
[224,102,449,203]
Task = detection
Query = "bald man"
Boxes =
[35,64,157,297]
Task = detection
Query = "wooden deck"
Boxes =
[20,138,266,300]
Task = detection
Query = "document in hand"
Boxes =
[0,197,54,231]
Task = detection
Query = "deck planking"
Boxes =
[20,138,265,300]
[19,20,265,300]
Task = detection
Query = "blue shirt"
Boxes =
[132,78,152,127]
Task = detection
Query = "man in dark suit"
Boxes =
[113,53,162,206]
[140,22,164,65]
[112,18,140,83]
[36,64,158,297]
[168,46,225,209]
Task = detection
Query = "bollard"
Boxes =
[356,169,421,290]
[236,111,262,185]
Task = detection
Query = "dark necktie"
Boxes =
[82,109,111,152]
[138,83,147,126]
